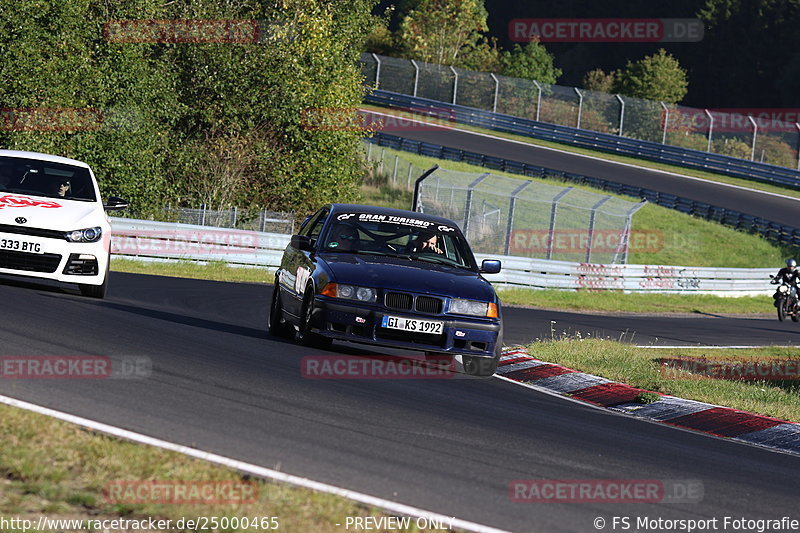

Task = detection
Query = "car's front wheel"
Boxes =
[268,284,295,338]
[298,287,332,349]
[463,330,502,377]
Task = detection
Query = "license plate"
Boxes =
[381,315,443,334]
[0,238,42,254]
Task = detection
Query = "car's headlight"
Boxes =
[449,298,499,317]
[65,227,102,243]
[321,283,377,303]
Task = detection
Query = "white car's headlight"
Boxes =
[321,283,377,303]
[65,227,102,243]
[449,298,498,317]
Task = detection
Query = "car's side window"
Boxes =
[304,209,329,242]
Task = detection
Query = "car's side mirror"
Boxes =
[480,259,501,274]
[291,234,313,252]
[103,196,128,211]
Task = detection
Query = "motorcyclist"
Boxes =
[772,258,800,307]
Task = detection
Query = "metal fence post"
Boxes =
[392,155,399,184]
[504,180,532,255]
[371,53,381,89]
[407,163,413,189]
[379,148,385,174]
[614,201,647,264]
[585,196,612,263]
[704,109,714,152]
[200,204,206,226]
[463,173,490,237]
[533,80,542,122]
[366,141,372,160]
[260,209,266,232]
[749,116,758,161]
[574,88,583,129]
[231,206,237,227]
[450,66,458,105]
[410,60,419,97]
[660,102,669,144]
[490,73,499,113]
[546,187,572,260]
[616,95,625,136]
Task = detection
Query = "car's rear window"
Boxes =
[322,212,476,270]
[0,156,97,201]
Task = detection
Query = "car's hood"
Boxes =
[0,193,105,230]
[319,253,496,302]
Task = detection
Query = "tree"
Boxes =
[499,39,561,84]
[396,0,490,67]
[613,49,688,104]
[582,68,615,93]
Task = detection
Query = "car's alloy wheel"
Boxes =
[298,287,332,348]
[268,285,295,338]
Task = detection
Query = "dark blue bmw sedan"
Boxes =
[269,204,503,376]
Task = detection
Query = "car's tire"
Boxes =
[79,258,109,299]
[298,287,332,349]
[268,284,295,339]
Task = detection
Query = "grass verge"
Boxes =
[498,288,771,315]
[362,104,800,201]
[527,338,800,423]
[0,402,447,532]
[110,258,272,284]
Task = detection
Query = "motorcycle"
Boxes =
[770,275,799,322]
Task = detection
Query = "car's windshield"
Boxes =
[0,156,97,202]
[321,212,476,270]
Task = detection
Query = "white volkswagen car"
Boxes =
[0,150,127,298]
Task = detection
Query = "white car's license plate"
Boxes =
[381,315,443,334]
[0,238,43,254]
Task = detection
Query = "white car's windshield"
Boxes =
[321,212,476,270]
[0,156,97,202]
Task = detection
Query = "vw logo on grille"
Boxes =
[14,217,26,224]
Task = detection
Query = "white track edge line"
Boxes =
[0,394,511,533]
[361,109,800,203]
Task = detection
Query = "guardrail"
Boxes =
[110,218,289,268]
[365,90,800,190]
[475,254,774,296]
[110,218,775,295]
[367,131,800,249]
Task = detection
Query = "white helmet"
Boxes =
[787,259,797,269]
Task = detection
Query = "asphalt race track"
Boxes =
[2,272,800,532]
[360,109,800,228]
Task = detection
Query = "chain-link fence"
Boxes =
[113,206,295,234]
[415,167,646,264]
[363,140,424,190]
[361,53,800,170]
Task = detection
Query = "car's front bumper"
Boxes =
[310,296,501,358]
[0,232,109,285]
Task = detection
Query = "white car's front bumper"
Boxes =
[0,231,109,285]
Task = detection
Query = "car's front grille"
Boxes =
[0,250,61,273]
[0,224,65,240]
[415,295,443,314]
[385,292,413,311]
[384,292,444,315]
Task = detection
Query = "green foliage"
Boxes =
[396,0,490,67]
[0,0,377,214]
[614,49,688,104]
[582,68,615,93]
[499,39,562,84]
